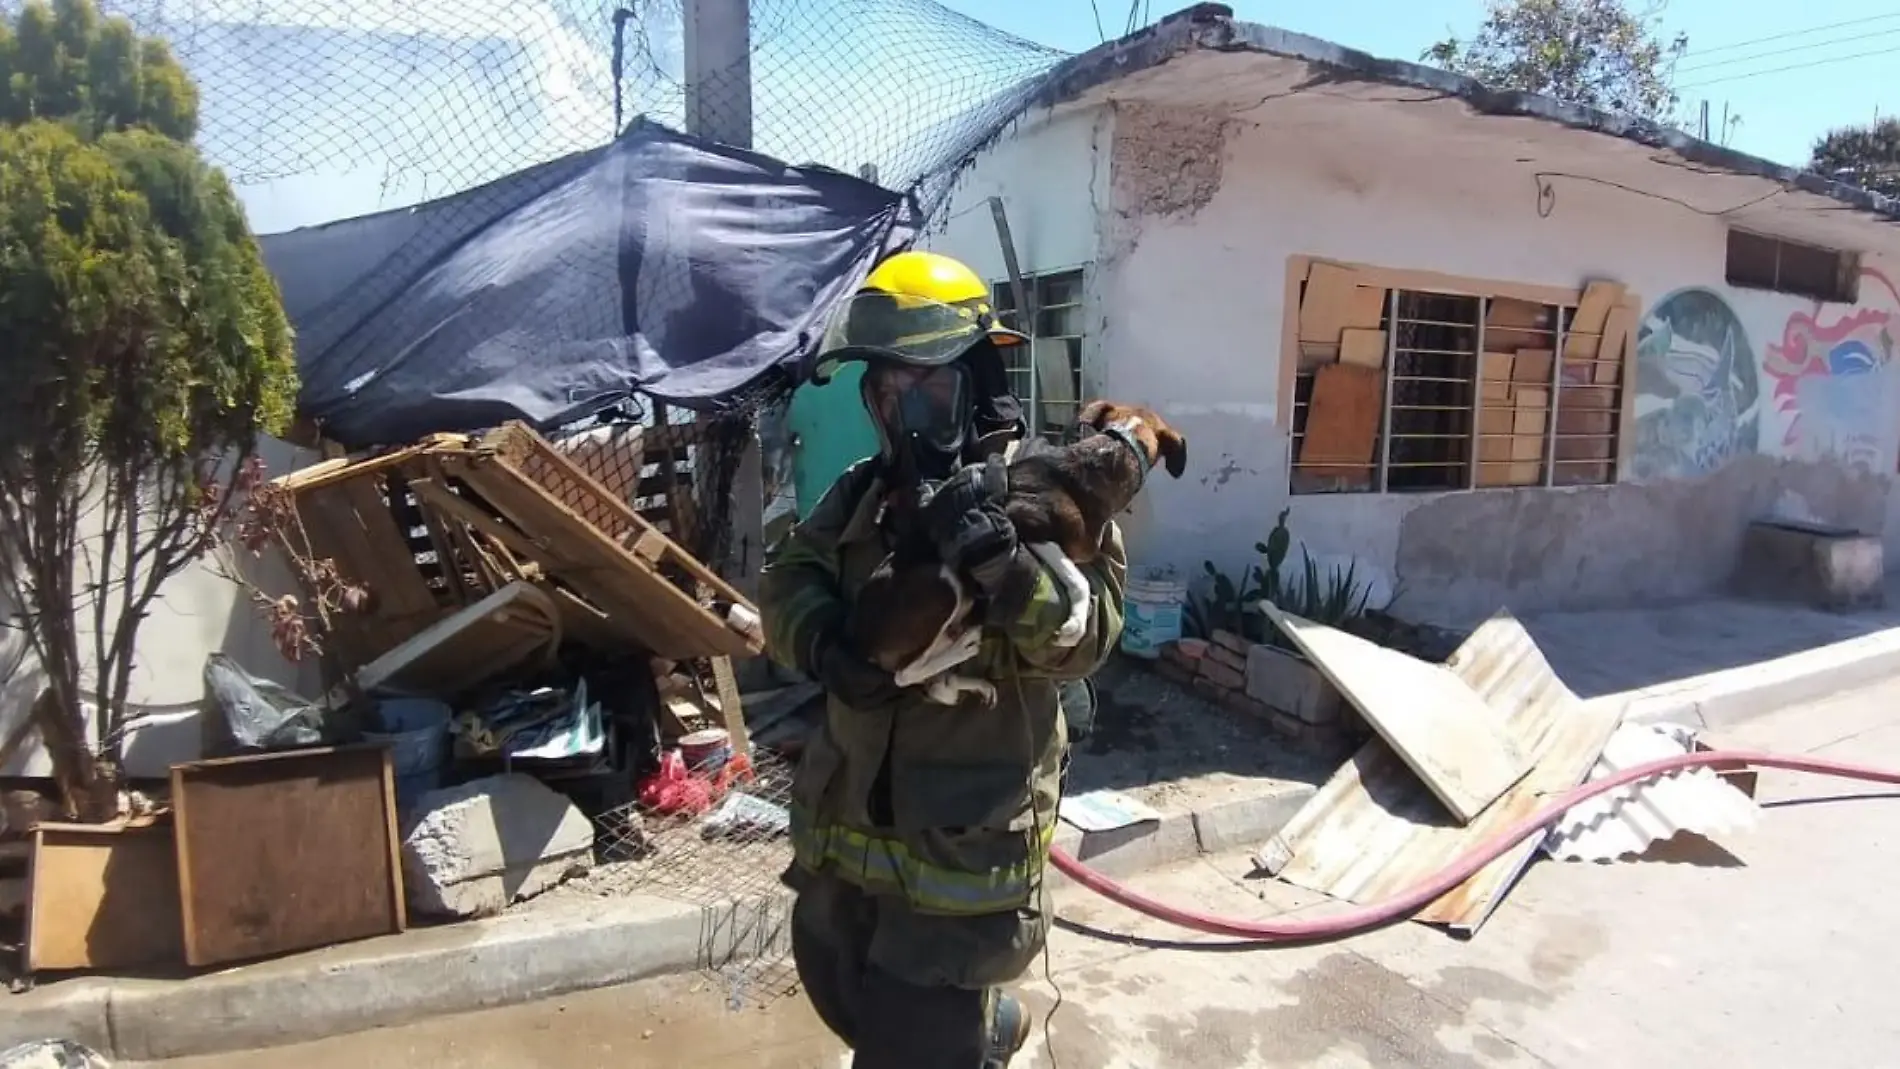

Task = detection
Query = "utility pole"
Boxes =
[681,0,767,613]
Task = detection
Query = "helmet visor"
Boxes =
[820,291,987,368]
[861,361,970,453]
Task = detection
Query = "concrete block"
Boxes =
[1733,518,1884,612]
[1245,644,1346,725]
[1191,785,1317,855]
[1203,642,1248,673]
[401,774,595,919]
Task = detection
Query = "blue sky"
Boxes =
[223,0,1895,234]
[943,0,1896,168]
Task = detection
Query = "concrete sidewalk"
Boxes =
[9,593,1900,1062]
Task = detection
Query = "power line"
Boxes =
[1677,25,1900,74]
[1087,0,1106,42]
[1678,11,1900,59]
[1677,41,1900,90]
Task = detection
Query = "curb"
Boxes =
[2,781,1317,1063]
[1619,626,1900,732]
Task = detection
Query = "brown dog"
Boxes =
[850,401,1187,704]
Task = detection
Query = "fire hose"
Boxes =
[1047,749,1900,942]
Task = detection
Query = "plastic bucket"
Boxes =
[1121,570,1187,658]
[365,698,452,809]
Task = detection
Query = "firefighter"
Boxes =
[759,250,1126,1068]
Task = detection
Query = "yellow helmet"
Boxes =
[815,250,1028,378]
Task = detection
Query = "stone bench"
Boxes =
[1732,518,1884,612]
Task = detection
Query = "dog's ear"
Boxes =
[1076,399,1114,430]
[1156,424,1188,479]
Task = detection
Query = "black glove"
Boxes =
[917,462,1041,624]
[804,626,904,710]
[919,461,1014,574]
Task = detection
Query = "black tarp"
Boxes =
[262,119,919,449]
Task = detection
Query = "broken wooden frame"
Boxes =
[271,422,763,673]
[1281,256,1641,495]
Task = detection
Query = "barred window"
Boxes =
[1288,263,1629,494]
[992,268,1086,442]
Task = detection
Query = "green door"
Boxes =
[787,362,880,518]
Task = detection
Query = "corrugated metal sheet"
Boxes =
[1541,721,1760,862]
[1255,611,1623,935]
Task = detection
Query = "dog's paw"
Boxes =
[1053,606,1090,648]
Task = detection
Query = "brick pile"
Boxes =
[1152,629,1363,756]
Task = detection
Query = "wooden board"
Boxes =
[1595,302,1636,385]
[172,746,404,967]
[26,820,184,971]
[353,581,560,698]
[1262,605,1532,824]
[1338,328,1387,369]
[1297,262,1363,347]
[1300,363,1383,478]
[1571,280,1625,338]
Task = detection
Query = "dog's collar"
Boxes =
[1103,418,1151,490]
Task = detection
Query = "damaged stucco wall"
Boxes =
[1082,94,1900,625]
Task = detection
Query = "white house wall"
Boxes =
[0,435,321,779]
[941,97,1900,626]
[922,106,1110,291]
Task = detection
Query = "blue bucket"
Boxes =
[365,697,452,810]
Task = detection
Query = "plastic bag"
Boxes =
[200,653,341,756]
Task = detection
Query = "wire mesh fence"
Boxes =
[580,744,802,1008]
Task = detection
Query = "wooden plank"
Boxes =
[483,424,754,613]
[1298,262,1362,347]
[172,746,404,967]
[409,478,562,575]
[710,656,751,757]
[1299,363,1383,477]
[1262,605,1532,824]
[26,820,184,971]
[1595,302,1635,386]
[448,454,756,660]
[354,581,561,698]
[1343,286,1387,331]
[1338,328,1386,369]
[1571,280,1624,338]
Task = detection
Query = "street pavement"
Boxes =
[128,674,1900,1068]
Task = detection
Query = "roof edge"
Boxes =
[1019,3,1900,228]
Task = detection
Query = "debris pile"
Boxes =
[1155,605,1762,936]
[7,418,802,984]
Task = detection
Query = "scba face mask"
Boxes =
[860,360,971,483]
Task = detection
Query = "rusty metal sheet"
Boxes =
[1542,721,1760,863]
[1256,611,1623,934]
[1263,604,1530,823]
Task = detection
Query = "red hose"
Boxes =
[1049,749,1900,941]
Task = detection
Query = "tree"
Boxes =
[1811,119,1900,199]
[0,0,297,819]
[1423,0,1689,124]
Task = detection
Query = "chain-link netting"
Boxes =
[52,0,1069,571]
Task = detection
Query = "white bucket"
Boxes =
[1121,569,1187,658]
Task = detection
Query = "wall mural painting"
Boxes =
[1632,287,1761,481]
[1761,268,1899,473]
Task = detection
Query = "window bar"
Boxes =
[1466,299,1487,491]
[1545,305,1566,488]
[1376,288,1399,493]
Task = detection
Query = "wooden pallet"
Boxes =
[272,421,760,670]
